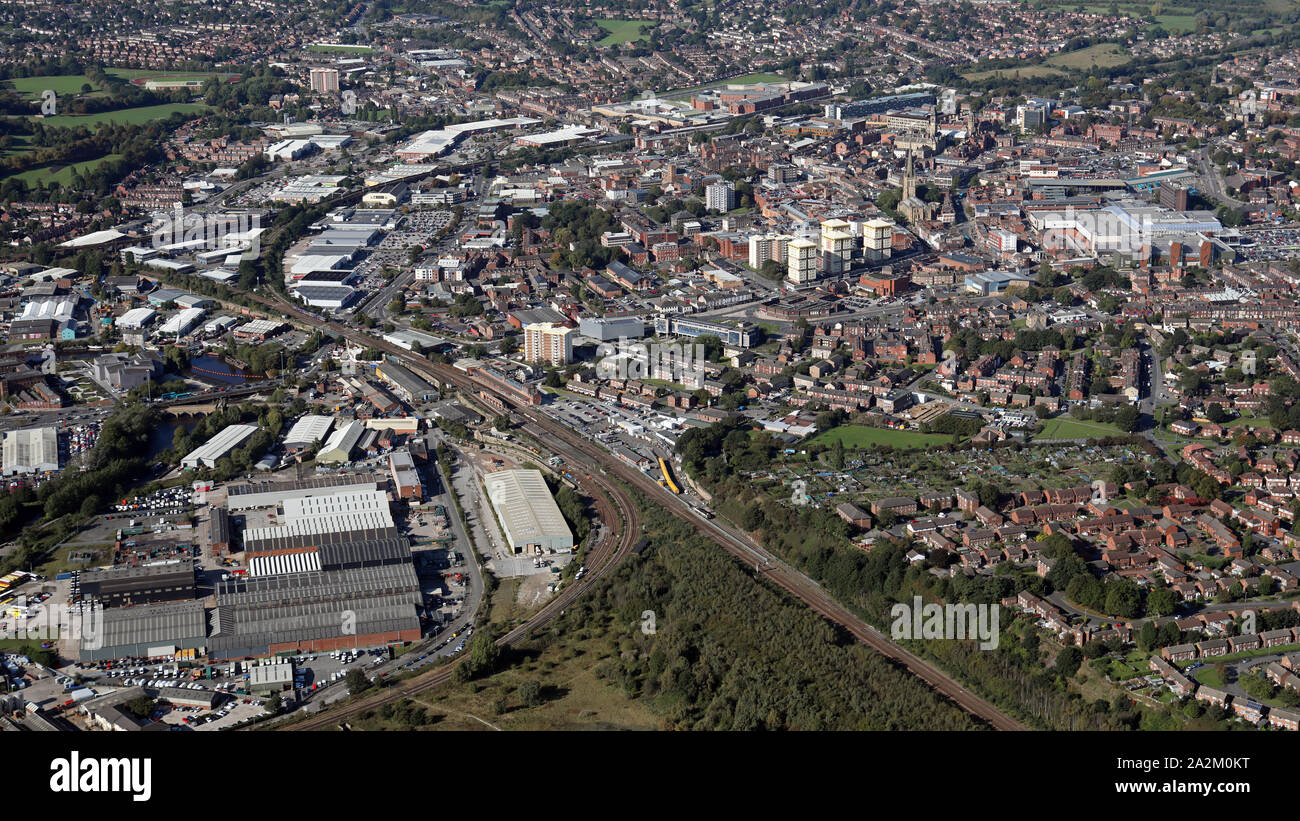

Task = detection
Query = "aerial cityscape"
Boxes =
[4,0,1300,763]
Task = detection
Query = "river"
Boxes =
[188,354,249,386]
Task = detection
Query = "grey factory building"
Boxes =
[206,564,422,659]
[223,475,384,510]
[79,600,209,662]
[78,559,196,608]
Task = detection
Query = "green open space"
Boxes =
[6,69,235,100]
[11,153,124,186]
[7,75,104,100]
[595,18,656,45]
[25,102,210,129]
[964,42,1130,82]
[809,425,957,450]
[1046,42,1130,69]
[1035,417,1126,440]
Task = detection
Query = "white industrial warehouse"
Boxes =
[282,414,334,451]
[241,488,395,546]
[483,469,574,554]
[225,476,382,511]
[158,307,206,337]
[181,424,259,469]
[115,307,157,330]
[2,426,59,475]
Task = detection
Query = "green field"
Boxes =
[810,425,955,450]
[28,102,209,129]
[104,68,235,81]
[7,75,103,100]
[6,69,235,100]
[595,18,655,46]
[1046,42,1130,70]
[1035,417,1125,440]
[963,64,1064,82]
[1155,13,1198,32]
[307,43,375,54]
[965,42,1130,82]
[11,154,124,186]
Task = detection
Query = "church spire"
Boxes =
[903,149,916,201]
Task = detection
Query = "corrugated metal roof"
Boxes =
[483,469,573,551]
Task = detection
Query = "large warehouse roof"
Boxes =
[281,488,391,521]
[2,426,58,475]
[116,307,157,329]
[247,536,410,577]
[241,489,395,548]
[80,600,208,661]
[207,564,421,658]
[242,510,393,548]
[225,475,383,510]
[483,469,573,553]
[182,424,259,469]
[282,414,335,448]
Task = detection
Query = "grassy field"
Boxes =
[1046,42,1129,70]
[1155,13,1198,31]
[29,103,209,129]
[6,69,234,100]
[104,68,235,81]
[11,154,124,186]
[595,18,655,45]
[810,425,956,450]
[307,43,375,54]
[7,75,102,100]
[964,42,1129,82]
[962,64,1063,82]
[1035,417,1125,440]
[1194,665,1225,689]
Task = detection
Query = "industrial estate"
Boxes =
[5,0,1300,761]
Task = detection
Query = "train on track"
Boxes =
[657,457,680,494]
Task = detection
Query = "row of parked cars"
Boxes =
[124,677,206,690]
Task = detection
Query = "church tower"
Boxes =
[903,149,916,202]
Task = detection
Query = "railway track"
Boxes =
[284,466,639,731]
[249,289,1026,732]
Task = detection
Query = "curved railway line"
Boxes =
[284,455,640,731]
[246,287,1026,731]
